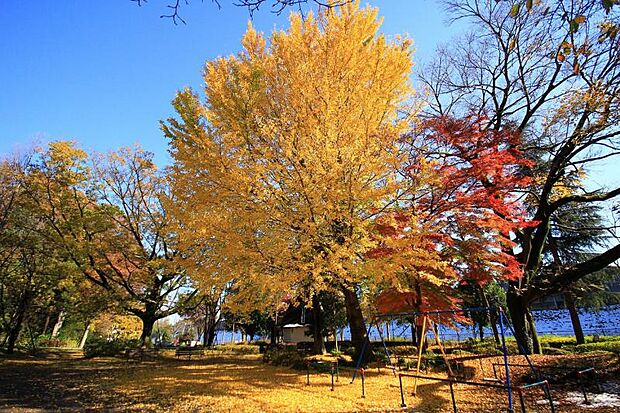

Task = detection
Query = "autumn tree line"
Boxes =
[1,0,619,356]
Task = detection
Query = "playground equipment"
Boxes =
[351,307,556,413]
[306,359,339,391]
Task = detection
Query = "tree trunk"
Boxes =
[478,285,500,344]
[139,314,157,348]
[51,310,65,338]
[385,321,391,341]
[564,291,585,345]
[269,316,278,346]
[312,295,326,354]
[490,313,501,345]
[206,322,217,346]
[341,285,369,361]
[42,308,52,336]
[334,329,339,352]
[79,322,90,349]
[409,318,418,347]
[478,323,484,341]
[506,289,532,355]
[525,309,541,354]
[6,289,31,354]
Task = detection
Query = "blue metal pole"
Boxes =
[498,307,514,413]
[351,320,374,383]
[375,319,396,376]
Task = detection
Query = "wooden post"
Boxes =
[432,321,454,377]
[413,315,428,396]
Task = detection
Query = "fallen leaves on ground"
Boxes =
[0,353,618,412]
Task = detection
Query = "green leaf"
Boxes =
[526,0,533,10]
[510,3,521,18]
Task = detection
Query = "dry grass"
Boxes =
[0,352,618,412]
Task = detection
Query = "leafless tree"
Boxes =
[131,0,350,24]
[419,0,620,352]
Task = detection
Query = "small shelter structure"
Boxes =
[282,323,311,344]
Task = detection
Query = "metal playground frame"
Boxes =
[350,306,554,413]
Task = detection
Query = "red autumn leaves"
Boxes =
[370,115,534,315]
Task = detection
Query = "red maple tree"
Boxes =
[370,115,534,319]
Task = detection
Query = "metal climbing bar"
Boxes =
[371,307,496,319]
[398,372,512,413]
[577,367,596,405]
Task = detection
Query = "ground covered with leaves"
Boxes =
[0,352,618,412]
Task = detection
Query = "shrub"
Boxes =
[542,347,570,355]
[36,337,68,348]
[83,335,141,358]
[263,345,305,369]
[215,343,260,355]
[387,345,418,356]
[540,335,576,349]
[574,340,620,355]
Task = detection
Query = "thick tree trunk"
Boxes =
[6,289,31,354]
[51,310,65,338]
[564,292,585,345]
[269,316,278,346]
[341,285,369,361]
[526,309,541,354]
[312,295,326,354]
[6,323,22,353]
[506,289,532,354]
[206,322,217,347]
[139,315,157,348]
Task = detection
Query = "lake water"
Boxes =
[213,305,620,344]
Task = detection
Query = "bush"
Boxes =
[574,340,620,355]
[36,337,68,348]
[387,345,418,356]
[83,335,141,358]
[215,343,260,355]
[542,347,570,355]
[263,345,306,369]
[540,335,576,349]
[468,341,506,355]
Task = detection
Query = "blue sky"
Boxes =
[0,0,456,165]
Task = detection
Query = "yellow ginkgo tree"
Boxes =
[164,1,418,354]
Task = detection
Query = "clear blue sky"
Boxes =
[0,0,456,165]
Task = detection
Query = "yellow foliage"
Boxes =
[92,313,143,340]
[165,2,419,310]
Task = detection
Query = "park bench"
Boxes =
[175,346,205,359]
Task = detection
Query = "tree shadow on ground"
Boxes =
[0,354,327,411]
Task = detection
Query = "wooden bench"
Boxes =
[175,347,205,359]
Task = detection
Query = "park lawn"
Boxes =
[0,353,617,412]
